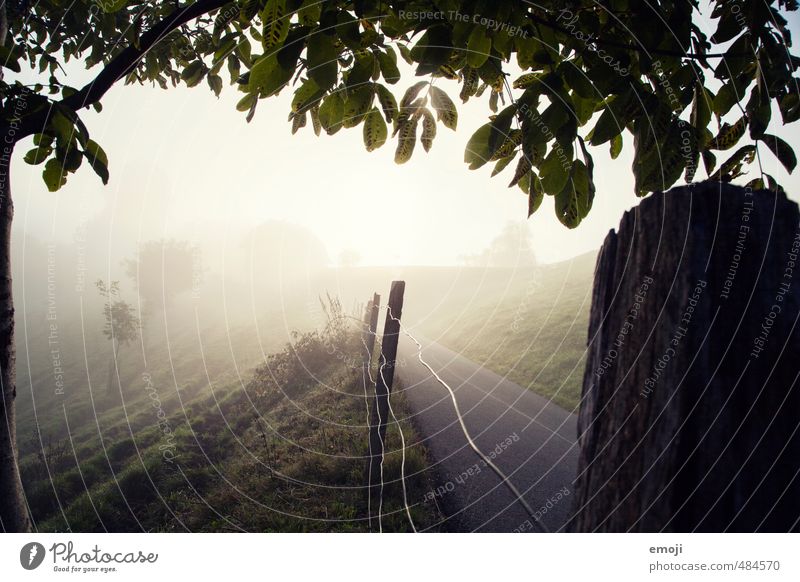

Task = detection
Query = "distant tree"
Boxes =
[95,280,140,397]
[1,0,798,531]
[463,222,537,268]
[242,221,329,287]
[124,239,197,314]
[338,249,362,269]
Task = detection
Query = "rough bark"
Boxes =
[0,149,30,532]
[571,181,800,532]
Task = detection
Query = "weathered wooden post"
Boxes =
[571,181,800,532]
[367,281,405,524]
[364,293,380,362]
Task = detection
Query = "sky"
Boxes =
[10,6,800,267]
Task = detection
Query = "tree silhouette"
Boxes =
[95,280,140,397]
[124,239,197,314]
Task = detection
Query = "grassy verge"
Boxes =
[417,253,596,411]
[21,302,441,532]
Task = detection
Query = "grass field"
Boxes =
[414,253,596,412]
[15,252,595,531]
[18,300,440,532]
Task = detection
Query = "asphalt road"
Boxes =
[396,334,579,532]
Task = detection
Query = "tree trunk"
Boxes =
[571,181,800,532]
[0,148,30,532]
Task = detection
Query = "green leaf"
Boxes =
[518,171,544,217]
[555,160,592,228]
[363,108,388,152]
[236,93,258,112]
[318,92,345,134]
[691,83,712,131]
[410,25,453,75]
[99,0,128,13]
[489,105,517,156]
[306,32,339,91]
[395,115,418,164]
[702,150,717,175]
[464,122,493,170]
[711,145,756,181]
[429,86,457,130]
[778,92,800,124]
[759,133,797,173]
[50,111,75,143]
[589,107,623,146]
[24,146,52,165]
[709,117,747,150]
[0,44,21,73]
[42,159,66,192]
[420,108,436,152]
[398,44,413,65]
[400,81,428,109]
[297,0,322,26]
[181,61,205,87]
[261,0,289,52]
[712,82,739,118]
[609,134,623,160]
[562,63,595,99]
[343,85,374,127]
[540,147,571,195]
[291,78,324,114]
[466,26,491,69]
[248,54,292,96]
[492,155,516,177]
[83,139,109,184]
[207,74,223,97]
[748,93,771,139]
[375,84,398,123]
[376,48,401,84]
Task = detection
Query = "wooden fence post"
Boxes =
[365,292,380,362]
[367,281,405,526]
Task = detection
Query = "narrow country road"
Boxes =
[396,335,579,533]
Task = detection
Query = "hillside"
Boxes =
[17,298,440,532]
[415,253,596,411]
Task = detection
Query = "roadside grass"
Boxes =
[20,302,442,532]
[417,253,596,412]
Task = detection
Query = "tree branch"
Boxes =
[15,0,229,140]
[526,12,751,59]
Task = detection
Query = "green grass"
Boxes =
[416,253,596,411]
[19,305,441,532]
[16,256,595,531]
